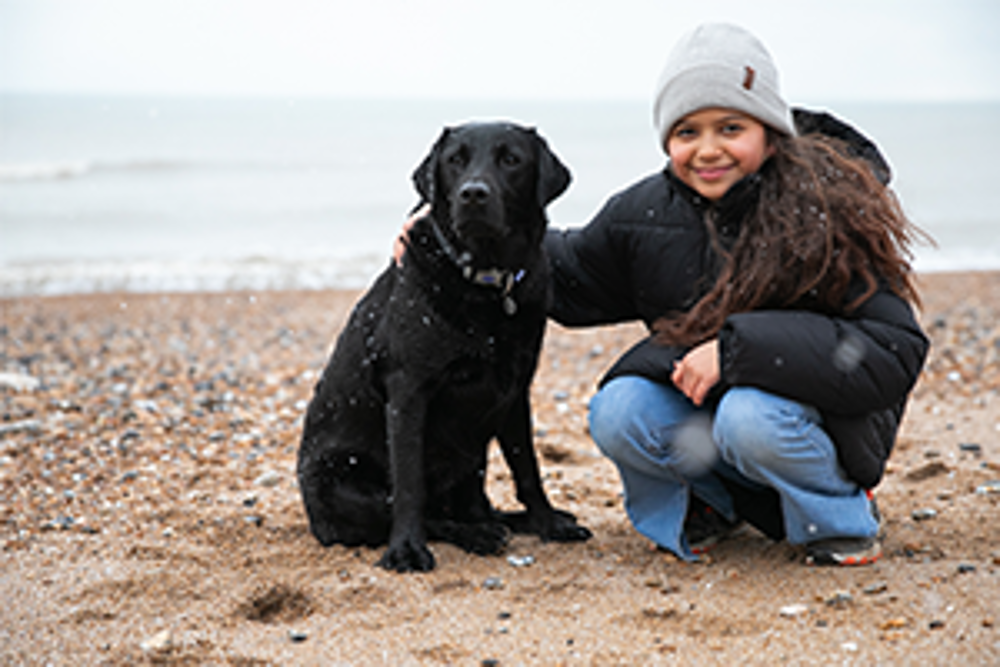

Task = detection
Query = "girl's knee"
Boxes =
[589,376,691,462]
[713,387,819,466]
[588,378,645,458]
[713,388,770,442]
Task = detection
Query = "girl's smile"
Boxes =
[666,108,774,201]
[694,165,734,181]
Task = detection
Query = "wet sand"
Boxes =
[1,271,998,664]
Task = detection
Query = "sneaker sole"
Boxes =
[806,548,882,567]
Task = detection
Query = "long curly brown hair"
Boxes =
[654,131,928,348]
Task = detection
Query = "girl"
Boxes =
[398,23,928,565]
[545,23,928,565]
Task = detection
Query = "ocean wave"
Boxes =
[2,248,996,299]
[0,158,189,183]
[0,256,387,297]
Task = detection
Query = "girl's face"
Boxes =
[666,108,774,201]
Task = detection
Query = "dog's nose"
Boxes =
[458,181,491,205]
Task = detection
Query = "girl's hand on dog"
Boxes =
[394,203,431,266]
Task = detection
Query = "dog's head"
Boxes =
[412,122,571,263]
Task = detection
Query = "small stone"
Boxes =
[825,591,854,608]
[911,508,938,522]
[53,515,75,530]
[507,555,535,567]
[879,617,909,631]
[975,480,1000,495]
[905,461,950,482]
[956,563,976,574]
[140,629,173,652]
[958,442,982,455]
[482,577,504,590]
[929,619,945,630]
[254,470,281,488]
[288,630,308,643]
[0,419,43,436]
[863,582,889,595]
[133,399,159,413]
[0,372,41,392]
[842,642,859,652]
[780,604,809,618]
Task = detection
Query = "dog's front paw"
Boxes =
[376,538,436,573]
[463,521,510,555]
[498,508,592,542]
[543,508,592,542]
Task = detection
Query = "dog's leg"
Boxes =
[376,382,436,572]
[496,391,592,542]
[297,442,391,548]
[425,473,509,555]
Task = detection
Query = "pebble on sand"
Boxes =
[779,604,809,618]
[254,470,282,487]
[0,372,41,392]
[140,629,173,652]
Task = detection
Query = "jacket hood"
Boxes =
[791,107,892,185]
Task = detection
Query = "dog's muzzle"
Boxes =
[452,179,506,238]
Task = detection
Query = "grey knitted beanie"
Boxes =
[653,23,796,146]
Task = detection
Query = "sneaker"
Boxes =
[805,492,883,566]
[805,536,882,566]
[685,496,742,554]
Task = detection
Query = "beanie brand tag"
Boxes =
[743,66,755,90]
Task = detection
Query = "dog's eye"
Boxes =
[499,152,521,168]
[446,151,467,167]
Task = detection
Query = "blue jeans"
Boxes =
[588,376,878,561]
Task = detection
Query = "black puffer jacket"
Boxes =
[545,109,928,489]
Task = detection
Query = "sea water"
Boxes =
[2,95,998,296]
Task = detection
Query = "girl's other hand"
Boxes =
[394,203,431,266]
[672,338,720,406]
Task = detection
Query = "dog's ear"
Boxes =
[532,131,572,207]
[412,127,452,205]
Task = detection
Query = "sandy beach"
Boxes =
[1,271,998,665]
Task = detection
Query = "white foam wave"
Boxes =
[0,161,95,182]
[0,256,386,297]
[0,158,187,183]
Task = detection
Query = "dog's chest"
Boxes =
[384,286,539,385]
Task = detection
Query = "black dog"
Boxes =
[297,122,591,572]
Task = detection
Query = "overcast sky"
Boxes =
[1,0,998,103]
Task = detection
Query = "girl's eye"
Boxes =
[673,127,696,139]
[722,123,744,135]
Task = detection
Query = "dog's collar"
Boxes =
[430,218,526,316]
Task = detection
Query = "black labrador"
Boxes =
[297,122,591,572]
